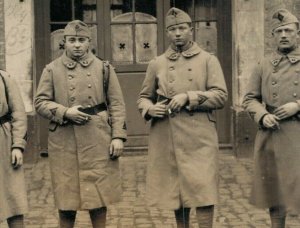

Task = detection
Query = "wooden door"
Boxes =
[34,0,232,152]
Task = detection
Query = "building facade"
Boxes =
[0,0,296,161]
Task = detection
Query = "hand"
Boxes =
[109,138,124,160]
[11,148,23,168]
[273,102,300,120]
[262,114,280,129]
[147,100,168,118]
[168,93,188,112]
[64,105,92,124]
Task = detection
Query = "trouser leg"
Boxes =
[174,207,191,228]
[89,207,107,228]
[7,215,24,228]
[58,210,77,228]
[269,206,286,228]
[195,205,214,228]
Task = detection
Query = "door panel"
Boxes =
[118,73,150,148]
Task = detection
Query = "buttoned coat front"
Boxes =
[0,71,28,222]
[35,51,127,210]
[243,48,300,212]
[137,42,228,209]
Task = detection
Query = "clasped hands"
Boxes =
[262,102,300,129]
[147,93,188,118]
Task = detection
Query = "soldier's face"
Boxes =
[166,23,193,47]
[273,23,300,51]
[64,36,90,58]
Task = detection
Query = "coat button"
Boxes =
[272,81,277,85]
[272,93,277,98]
[169,66,175,71]
[293,93,297,97]
[68,75,73,80]
[88,84,92,88]
[70,97,75,102]
[294,81,299,85]
[87,72,91,76]
[70,87,75,91]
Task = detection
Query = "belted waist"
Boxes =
[79,103,107,115]
[157,94,172,104]
[265,105,276,114]
[0,112,11,125]
[156,94,211,118]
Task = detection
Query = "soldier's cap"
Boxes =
[64,20,91,38]
[165,7,192,29]
[271,9,299,32]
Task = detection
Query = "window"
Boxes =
[110,0,158,66]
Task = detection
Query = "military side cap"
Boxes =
[271,9,299,31]
[165,7,192,28]
[64,20,91,38]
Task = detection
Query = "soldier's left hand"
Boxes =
[109,138,124,160]
[274,102,300,120]
[168,93,188,112]
[11,148,23,168]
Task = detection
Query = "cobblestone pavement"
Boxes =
[1,151,300,228]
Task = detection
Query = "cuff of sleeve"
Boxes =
[54,106,69,125]
[187,91,199,109]
[141,106,152,121]
[254,110,269,125]
[112,129,127,142]
[12,139,26,151]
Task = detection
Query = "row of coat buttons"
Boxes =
[70,84,92,91]
[272,93,297,97]
[68,73,91,79]
[69,96,93,102]
[169,66,193,71]
[272,81,299,85]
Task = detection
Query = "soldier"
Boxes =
[35,20,127,228]
[0,71,28,228]
[243,9,300,228]
[137,7,227,228]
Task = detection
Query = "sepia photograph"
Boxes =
[1,0,300,227]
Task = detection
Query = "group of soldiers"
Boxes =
[0,6,300,228]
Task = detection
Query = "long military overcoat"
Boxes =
[243,48,300,213]
[35,51,127,210]
[0,71,28,222]
[137,42,228,209]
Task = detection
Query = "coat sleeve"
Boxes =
[186,55,228,110]
[106,65,127,140]
[242,61,269,124]
[137,59,157,121]
[3,72,27,151]
[34,66,68,125]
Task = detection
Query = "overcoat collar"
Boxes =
[62,51,94,69]
[271,47,300,66]
[165,42,202,60]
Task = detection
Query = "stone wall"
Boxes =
[0,0,5,68]
[4,0,34,113]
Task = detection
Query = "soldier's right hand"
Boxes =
[147,100,168,118]
[65,105,92,124]
[262,114,280,129]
